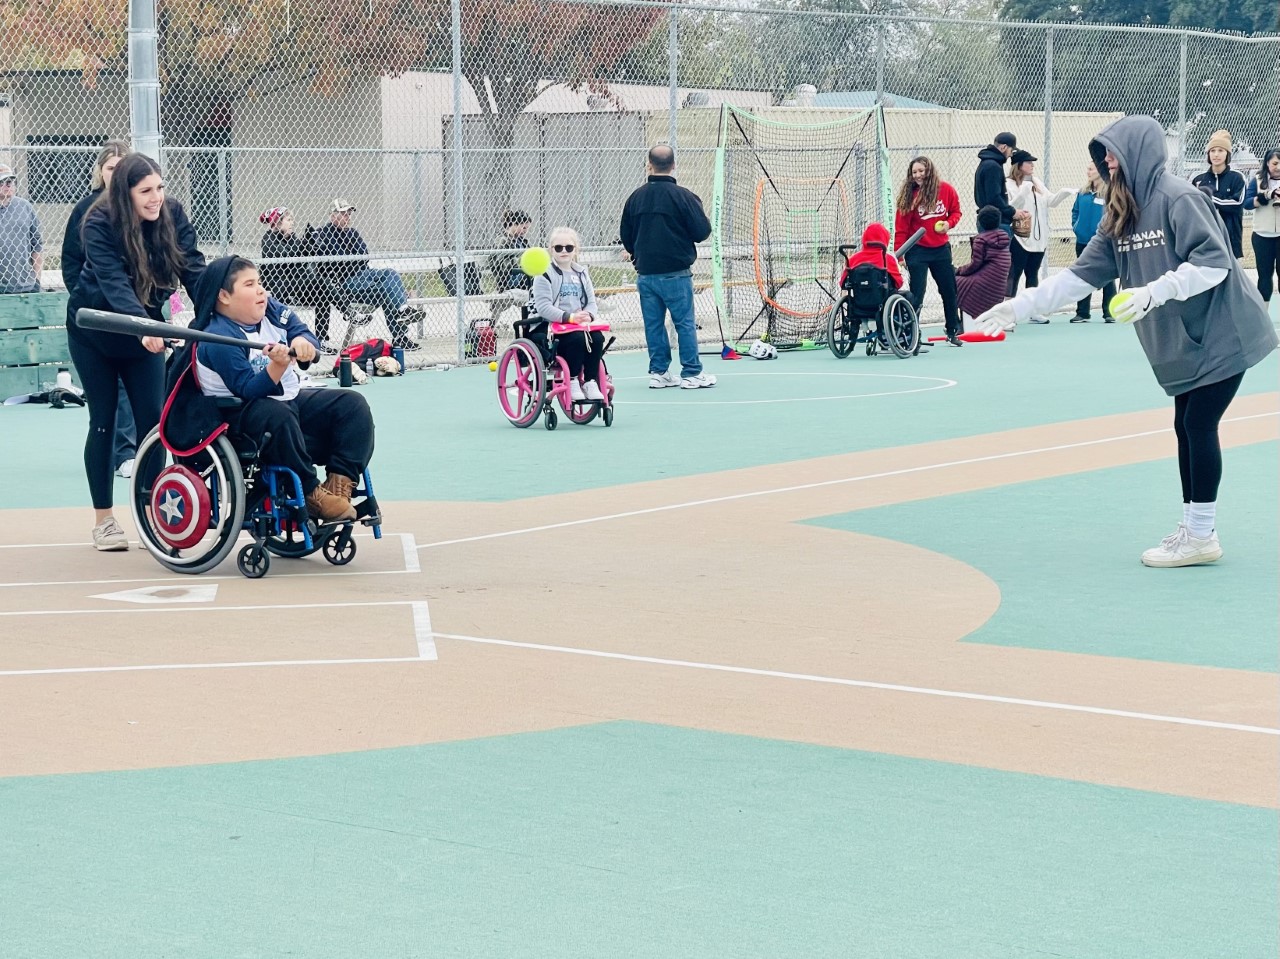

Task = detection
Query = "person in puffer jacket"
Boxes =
[955,205,1011,324]
[1190,129,1247,258]
[1244,148,1280,303]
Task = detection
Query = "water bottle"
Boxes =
[364,358,375,379]
[55,368,73,390]
[339,354,353,388]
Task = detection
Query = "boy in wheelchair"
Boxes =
[523,227,606,402]
[838,223,910,348]
[192,256,375,523]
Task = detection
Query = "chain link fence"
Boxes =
[2,1,1277,363]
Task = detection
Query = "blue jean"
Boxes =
[114,380,137,467]
[345,268,408,316]
[637,270,701,377]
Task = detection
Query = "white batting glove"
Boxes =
[974,301,1017,336]
[1112,286,1155,324]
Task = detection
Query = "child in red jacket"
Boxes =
[841,222,904,289]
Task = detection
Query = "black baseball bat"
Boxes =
[75,309,296,355]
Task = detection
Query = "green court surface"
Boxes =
[0,722,1274,959]
[807,442,1279,672]
[5,321,1278,508]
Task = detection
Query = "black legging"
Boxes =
[66,336,164,510]
[1173,372,1244,504]
[557,329,606,380]
[1251,233,1278,302]
[1074,242,1117,317]
[1007,241,1045,297]
[904,243,961,337]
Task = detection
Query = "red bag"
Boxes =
[333,338,392,372]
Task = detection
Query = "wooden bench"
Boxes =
[0,292,75,400]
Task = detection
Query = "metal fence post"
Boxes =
[1042,27,1053,190]
[1178,33,1188,177]
[451,0,466,366]
[875,25,886,103]
[668,8,679,149]
[126,0,162,161]
[216,149,229,255]
[412,150,423,254]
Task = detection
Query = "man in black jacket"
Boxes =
[974,132,1027,237]
[620,146,716,389]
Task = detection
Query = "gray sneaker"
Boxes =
[680,372,717,389]
[649,371,681,389]
[92,517,129,552]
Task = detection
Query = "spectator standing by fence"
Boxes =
[974,133,1026,238]
[1190,130,1246,259]
[0,164,42,294]
[1244,148,1280,304]
[1070,160,1116,322]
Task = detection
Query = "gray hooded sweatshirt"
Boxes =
[1070,116,1276,396]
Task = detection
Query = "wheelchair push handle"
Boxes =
[75,308,297,357]
[837,226,924,262]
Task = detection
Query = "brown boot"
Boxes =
[306,483,357,522]
[321,472,356,502]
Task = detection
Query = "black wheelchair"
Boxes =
[130,391,382,580]
[828,252,921,359]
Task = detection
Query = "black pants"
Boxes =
[557,329,606,379]
[236,389,375,492]
[1007,242,1045,297]
[67,335,164,510]
[905,243,960,337]
[1073,242,1117,318]
[1252,233,1278,302]
[1173,372,1244,504]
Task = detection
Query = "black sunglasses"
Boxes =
[552,244,575,253]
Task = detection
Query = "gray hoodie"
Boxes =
[1073,115,1276,396]
[531,261,599,324]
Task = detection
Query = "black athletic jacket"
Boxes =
[619,175,712,275]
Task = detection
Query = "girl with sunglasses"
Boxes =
[530,227,606,402]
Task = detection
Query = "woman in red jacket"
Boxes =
[894,156,964,346]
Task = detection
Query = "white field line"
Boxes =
[417,411,1279,550]
[0,600,418,618]
[412,600,437,660]
[0,657,426,678]
[435,632,1280,737]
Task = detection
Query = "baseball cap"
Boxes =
[0,164,15,182]
[994,132,1017,148]
[331,198,357,213]
[1010,149,1038,165]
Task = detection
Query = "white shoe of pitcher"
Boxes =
[1140,527,1222,568]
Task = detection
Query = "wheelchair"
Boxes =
[828,253,921,359]
[495,304,616,431]
[130,395,382,579]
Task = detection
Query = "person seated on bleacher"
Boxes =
[489,209,533,293]
[309,198,419,351]
[0,164,43,294]
[529,226,606,403]
[258,206,335,347]
[192,255,375,523]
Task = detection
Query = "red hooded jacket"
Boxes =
[841,223,903,289]
[894,180,963,248]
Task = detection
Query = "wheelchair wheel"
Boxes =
[544,410,558,431]
[237,543,270,579]
[264,517,322,559]
[556,360,600,427]
[131,429,247,575]
[497,339,546,428]
[322,528,357,566]
[883,294,920,358]
[828,300,856,358]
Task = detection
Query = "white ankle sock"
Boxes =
[1187,501,1216,539]
[1182,502,1190,528]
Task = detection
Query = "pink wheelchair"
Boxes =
[496,316,616,430]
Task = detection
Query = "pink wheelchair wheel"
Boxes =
[553,357,600,426]
[497,339,546,428]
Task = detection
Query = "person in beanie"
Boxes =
[976,115,1277,568]
[894,155,964,346]
[955,205,1011,325]
[1243,148,1280,304]
[1190,130,1246,258]
[973,132,1027,236]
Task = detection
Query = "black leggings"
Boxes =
[1251,233,1278,302]
[1007,242,1045,297]
[67,335,164,510]
[1074,242,1117,317]
[1173,372,1244,503]
[235,389,375,492]
[557,329,606,379]
[905,243,961,337]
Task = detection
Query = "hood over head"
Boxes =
[1088,115,1168,207]
[191,255,241,333]
[861,222,890,248]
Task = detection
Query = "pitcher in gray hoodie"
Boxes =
[976,115,1277,568]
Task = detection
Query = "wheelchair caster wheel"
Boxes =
[602,406,614,427]
[237,544,270,579]
[322,529,357,566]
[544,410,558,431]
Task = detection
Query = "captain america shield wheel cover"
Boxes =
[150,465,212,549]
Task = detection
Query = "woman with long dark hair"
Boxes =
[67,153,206,550]
[977,115,1276,567]
[1244,148,1280,304]
[894,156,963,345]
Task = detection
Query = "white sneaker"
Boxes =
[680,372,717,389]
[115,458,134,479]
[1141,527,1222,568]
[569,379,586,402]
[649,371,681,389]
[92,517,129,552]
[582,380,604,402]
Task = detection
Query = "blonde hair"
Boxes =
[547,226,582,265]
[90,139,130,192]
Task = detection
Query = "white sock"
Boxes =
[1182,502,1190,528]
[1187,501,1216,539]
